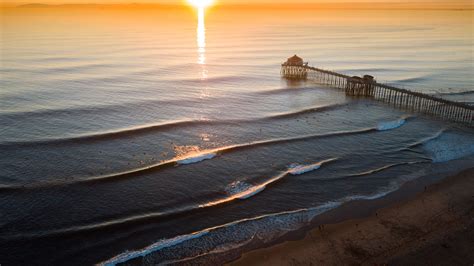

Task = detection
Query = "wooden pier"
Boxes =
[281,55,473,126]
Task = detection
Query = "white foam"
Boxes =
[225,158,339,202]
[225,158,338,202]
[238,186,266,199]
[99,202,343,266]
[225,181,266,200]
[99,158,347,265]
[376,118,406,131]
[288,158,337,175]
[101,179,409,266]
[176,152,217,165]
[288,163,322,175]
[100,156,430,266]
[100,230,210,266]
[422,132,474,163]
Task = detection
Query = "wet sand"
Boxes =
[230,168,474,266]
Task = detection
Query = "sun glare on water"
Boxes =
[187,0,214,8]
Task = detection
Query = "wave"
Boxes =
[0,98,198,121]
[162,237,255,265]
[422,132,474,163]
[256,87,324,96]
[288,158,338,175]
[2,129,373,191]
[0,116,408,190]
[3,78,320,122]
[405,128,447,149]
[376,118,406,131]
[433,90,474,96]
[455,101,474,106]
[99,179,409,266]
[337,67,393,73]
[204,175,281,206]
[173,75,266,84]
[0,119,215,147]
[202,158,338,207]
[392,76,430,83]
[1,158,336,241]
[2,125,418,240]
[99,202,341,266]
[225,181,266,200]
[0,103,350,147]
[348,161,428,177]
[266,103,350,120]
[101,164,433,266]
[176,152,217,165]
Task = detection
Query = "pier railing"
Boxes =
[281,64,473,126]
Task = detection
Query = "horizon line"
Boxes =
[4,2,473,10]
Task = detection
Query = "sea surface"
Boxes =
[1,6,473,265]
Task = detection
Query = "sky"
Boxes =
[1,0,472,10]
[1,0,472,4]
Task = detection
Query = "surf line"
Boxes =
[0,116,409,192]
[0,128,375,192]
[0,103,349,148]
[200,158,338,207]
[1,158,338,242]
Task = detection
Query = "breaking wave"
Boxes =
[99,179,406,266]
[100,162,434,266]
[288,158,338,175]
[99,202,341,266]
[225,181,265,200]
[176,152,217,165]
[1,116,409,191]
[1,129,374,191]
[202,158,338,207]
[1,158,337,240]
[376,118,406,131]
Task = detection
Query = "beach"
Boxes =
[230,168,474,265]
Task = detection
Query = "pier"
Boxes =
[281,55,474,126]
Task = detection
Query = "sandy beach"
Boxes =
[230,168,474,265]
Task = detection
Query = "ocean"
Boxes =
[0,6,473,265]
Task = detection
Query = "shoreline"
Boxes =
[229,168,474,265]
[118,164,474,265]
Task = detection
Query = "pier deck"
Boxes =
[281,63,473,126]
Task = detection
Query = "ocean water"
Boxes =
[0,6,473,265]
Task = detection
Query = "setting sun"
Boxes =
[187,0,214,8]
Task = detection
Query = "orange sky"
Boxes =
[1,0,472,10]
[2,0,472,4]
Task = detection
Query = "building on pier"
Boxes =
[346,75,377,97]
[281,55,308,79]
[283,55,305,66]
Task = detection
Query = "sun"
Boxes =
[187,0,214,8]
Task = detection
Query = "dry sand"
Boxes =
[230,169,474,266]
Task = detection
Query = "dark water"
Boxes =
[0,6,473,265]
